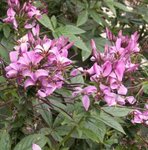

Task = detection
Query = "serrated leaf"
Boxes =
[0,130,11,150]
[102,107,133,117]
[77,10,88,26]
[38,14,54,31]
[14,134,47,150]
[90,10,104,26]
[97,111,125,134]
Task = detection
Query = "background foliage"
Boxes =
[0,0,148,150]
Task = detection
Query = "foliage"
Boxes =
[0,0,148,150]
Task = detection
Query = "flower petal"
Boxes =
[82,95,90,111]
[32,143,41,150]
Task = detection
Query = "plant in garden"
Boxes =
[0,0,148,150]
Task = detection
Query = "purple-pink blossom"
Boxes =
[32,144,41,150]
[5,33,73,98]
[74,29,140,109]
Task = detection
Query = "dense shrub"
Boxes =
[0,0,147,150]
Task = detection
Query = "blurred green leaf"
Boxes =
[0,44,9,61]
[59,32,89,53]
[38,14,54,31]
[3,25,10,38]
[14,134,47,150]
[51,15,57,29]
[77,10,88,26]
[0,130,11,150]
[59,25,85,35]
[95,111,125,134]
[90,10,103,26]
[114,2,131,12]
[38,103,53,127]
[102,107,133,117]
[142,81,148,94]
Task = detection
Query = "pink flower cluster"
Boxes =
[73,29,140,110]
[132,104,148,125]
[3,0,42,30]
[5,27,73,97]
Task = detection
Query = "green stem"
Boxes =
[56,117,84,150]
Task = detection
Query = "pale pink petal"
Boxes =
[116,95,125,105]
[104,95,117,106]
[82,95,90,111]
[116,38,121,50]
[38,89,47,98]
[126,96,136,104]
[24,78,35,88]
[6,70,18,78]
[9,51,19,62]
[115,60,125,81]
[82,86,97,95]
[118,84,127,95]
[20,43,28,53]
[110,78,119,89]
[32,143,41,150]
[35,69,48,79]
[102,61,112,77]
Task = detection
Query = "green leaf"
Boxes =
[142,81,148,94]
[90,10,104,26]
[60,25,85,35]
[51,15,57,29]
[14,134,47,150]
[102,107,133,117]
[38,103,52,127]
[114,2,131,12]
[77,10,88,26]
[38,14,54,31]
[71,71,84,84]
[0,44,9,61]
[60,32,89,53]
[3,25,11,38]
[0,130,11,150]
[96,111,125,134]
[84,118,106,143]
[105,0,116,16]
[81,127,99,143]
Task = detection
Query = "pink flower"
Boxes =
[118,84,127,95]
[102,61,112,77]
[32,144,41,150]
[82,95,90,111]
[3,8,18,29]
[131,110,143,124]
[114,60,125,81]
[126,96,136,104]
